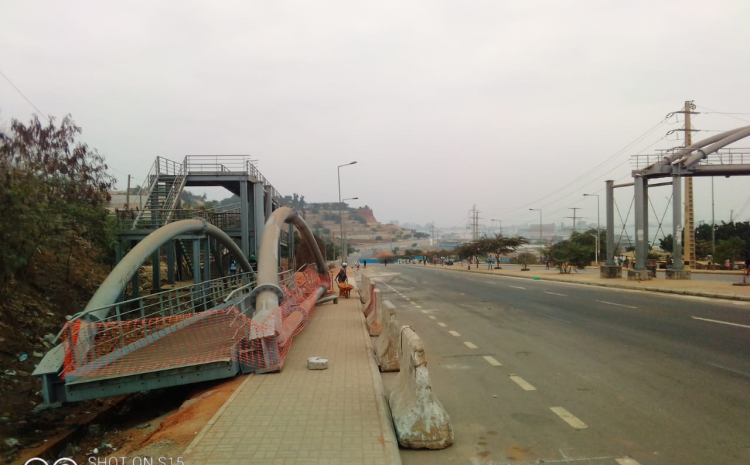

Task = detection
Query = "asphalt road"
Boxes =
[369,265,750,465]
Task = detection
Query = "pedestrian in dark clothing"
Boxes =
[336,263,348,283]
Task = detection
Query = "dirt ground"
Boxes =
[10,375,245,465]
[0,246,174,464]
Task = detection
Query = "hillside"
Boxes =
[302,204,413,246]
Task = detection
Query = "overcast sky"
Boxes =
[2,0,749,235]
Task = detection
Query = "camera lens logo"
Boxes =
[25,459,77,465]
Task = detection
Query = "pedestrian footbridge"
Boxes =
[33,207,334,404]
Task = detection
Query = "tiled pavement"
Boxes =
[183,277,400,465]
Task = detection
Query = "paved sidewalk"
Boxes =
[412,263,750,301]
[183,277,400,465]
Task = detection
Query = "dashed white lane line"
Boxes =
[705,362,750,378]
[482,356,502,366]
[550,407,588,429]
[437,322,447,327]
[429,316,437,320]
[542,314,571,324]
[421,310,428,314]
[544,291,568,297]
[448,330,461,337]
[596,300,637,309]
[510,285,526,290]
[414,305,422,309]
[692,316,750,329]
[405,297,411,301]
[615,458,642,465]
[509,374,537,391]
[464,341,479,349]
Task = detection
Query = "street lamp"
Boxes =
[491,219,502,235]
[529,209,542,258]
[588,232,600,266]
[342,196,358,263]
[338,161,357,263]
[583,193,600,264]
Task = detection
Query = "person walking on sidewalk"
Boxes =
[336,263,348,284]
[745,256,750,276]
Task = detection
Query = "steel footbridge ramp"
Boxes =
[34,212,332,403]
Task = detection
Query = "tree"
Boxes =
[475,234,528,269]
[414,232,429,239]
[548,240,590,273]
[0,115,115,286]
[715,237,747,265]
[659,234,674,253]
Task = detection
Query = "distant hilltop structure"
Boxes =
[354,207,378,225]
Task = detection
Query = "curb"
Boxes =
[417,265,750,303]
[359,305,402,465]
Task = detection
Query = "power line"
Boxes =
[488,117,668,218]
[697,105,750,124]
[0,69,50,122]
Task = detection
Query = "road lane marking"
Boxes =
[405,297,411,301]
[616,458,642,465]
[414,305,422,308]
[596,300,637,309]
[510,285,526,290]
[482,356,502,366]
[509,375,537,391]
[544,291,568,297]
[437,322,447,327]
[464,341,479,349]
[421,310,428,314]
[542,314,571,324]
[428,315,437,320]
[550,407,588,429]
[692,316,750,329]
[448,330,461,337]
[705,362,750,378]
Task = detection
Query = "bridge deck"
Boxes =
[68,317,240,384]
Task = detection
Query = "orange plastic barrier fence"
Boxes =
[60,269,330,381]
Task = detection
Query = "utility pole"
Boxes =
[565,207,582,233]
[675,101,698,267]
[125,174,131,208]
[469,205,480,240]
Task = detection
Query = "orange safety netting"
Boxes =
[60,269,331,381]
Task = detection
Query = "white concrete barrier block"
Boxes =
[358,276,371,305]
[375,300,400,372]
[307,357,328,370]
[366,289,383,336]
[388,326,453,449]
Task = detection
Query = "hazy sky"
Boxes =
[2,0,749,235]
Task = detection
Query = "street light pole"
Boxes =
[491,219,502,235]
[588,232,599,265]
[584,194,600,264]
[342,196,358,264]
[529,209,542,258]
[337,161,357,263]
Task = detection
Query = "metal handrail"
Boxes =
[58,271,257,333]
[162,160,187,224]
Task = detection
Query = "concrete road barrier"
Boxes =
[358,276,372,305]
[366,288,383,336]
[362,283,377,317]
[388,326,453,449]
[375,300,400,372]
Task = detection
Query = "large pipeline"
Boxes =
[252,207,327,312]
